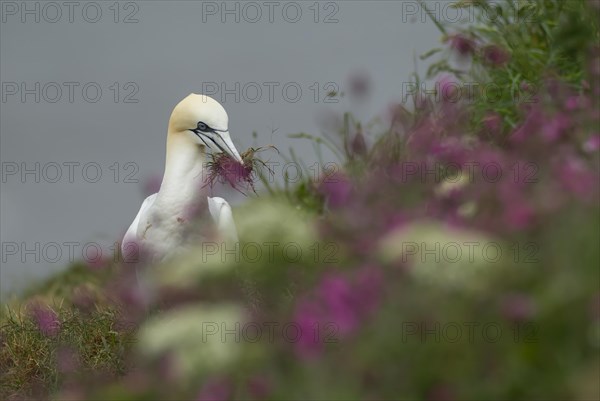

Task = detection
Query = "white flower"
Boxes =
[233,198,317,265]
[378,220,507,292]
[434,172,470,197]
[148,246,236,287]
[137,303,245,379]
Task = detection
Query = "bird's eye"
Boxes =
[197,121,209,131]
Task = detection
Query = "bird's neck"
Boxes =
[155,132,208,214]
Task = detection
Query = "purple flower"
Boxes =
[500,294,537,321]
[541,113,571,142]
[447,34,476,57]
[29,302,61,337]
[292,266,384,358]
[383,213,410,232]
[558,157,597,199]
[207,153,253,192]
[437,75,460,103]
[510,106,543,143]
[482,45,510,66]
[565,95,580,110]
[318,173,352,208]
[483,112,502,133]
[429,138,469,165]
[583,135,600,152]
[503,201,535,230]
[319,274,359,335]
[351,130,368,157]
[293,300,323,358]
[197,377,231,401]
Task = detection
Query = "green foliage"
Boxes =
[0,301,136,399]
[422,0,600,135]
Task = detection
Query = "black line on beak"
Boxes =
[191,129,211,149]
[190,128,238,160]
[211,131,238,159]
[204,134,228,154]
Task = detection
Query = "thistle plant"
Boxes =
[206,146,279,195]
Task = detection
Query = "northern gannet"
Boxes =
[122,94,242,263]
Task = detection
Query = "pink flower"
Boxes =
[208,153,252,190]
[429,138,469,166]
[558,157,597,199]
[318,173,352,208]
[510,106,543,143]
[197,377,231,401]
[504,202,535,230]
[482,45,511,66]
[293,300,324,358]
[437,75,460,103]
[500,294,537,321]
[319,274,360,335]
[583,135,600,152]
[565,96,580,110]
[483,112,502,133]
[292,266,384,357]
[29,303,61,337]
[351,130,368,157]
[447,34,476,57]
[205,152,257,195]
[541,113,571,142]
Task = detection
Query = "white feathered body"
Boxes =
[121,93,241,264]
[122,192,237,264]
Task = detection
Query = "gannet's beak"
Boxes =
[193,129,243,163]
[217,131,243,163]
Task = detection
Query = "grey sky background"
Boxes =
[1,1,444,297]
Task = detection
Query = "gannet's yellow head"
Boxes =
[168,93,242,162]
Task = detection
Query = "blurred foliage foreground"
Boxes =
[2,1,599,400]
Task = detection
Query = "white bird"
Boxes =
[121,94,242,264]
